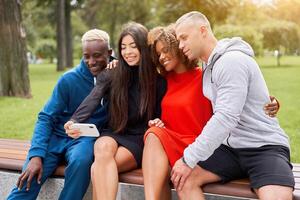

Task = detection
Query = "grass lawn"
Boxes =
[0,56,299,162]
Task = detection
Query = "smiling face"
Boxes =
[120,34,141,66]
[155,40,181,72]
[82,40,110,76]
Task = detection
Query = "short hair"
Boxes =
[81,29,110,48]
[176,11,211,31]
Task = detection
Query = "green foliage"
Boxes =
[226,0,271,26]
[71,11,88,59]
[261,20,300,54]
[150,0,237,27]
[22,0,300,58]
[214,24,264,56]
[79,0,152,48]
[272,0,300,25]
[35,39,56,62]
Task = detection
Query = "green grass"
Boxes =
[0,63,64,139]
[258,56,300,162]
[0,56,299,162]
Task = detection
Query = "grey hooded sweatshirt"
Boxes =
[183,37,290,168]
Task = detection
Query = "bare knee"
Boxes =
[257,185,293,200]
[94,137,117,162]
[177,174,201,198]
[144,133,160,146]
[177,166,219,199]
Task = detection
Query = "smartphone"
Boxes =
[70,123,100,137]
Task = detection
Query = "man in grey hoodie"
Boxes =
[171,11,294,200]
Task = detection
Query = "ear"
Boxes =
[108,49,113,56]
[200,26,208,37]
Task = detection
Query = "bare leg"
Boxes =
[255,185,293,200]
[92,136,118,200]
[91,136,138,200]
[114,146,137,173]
[143,133,171,200]
[91,164,97,200]
[177,165,221,200]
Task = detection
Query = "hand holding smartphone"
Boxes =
[69,123,100,137]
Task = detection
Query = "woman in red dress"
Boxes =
[142,25,212,200]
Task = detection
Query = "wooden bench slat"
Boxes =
[0,139,30,143]
[293,164,300,169]
[0,149,28,155]
[0,141,30,146]
[0,158,24,171]
[203,182,257,199]
[294,172,300,178]
[0,140,30,145]
[0,146,29,151]
[0,152,27,160]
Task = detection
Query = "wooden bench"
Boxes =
[0,138,299,199]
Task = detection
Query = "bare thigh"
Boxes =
[115,146,137,173]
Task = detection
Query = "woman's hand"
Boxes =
[148,118,165,128]
[106,60,118,69]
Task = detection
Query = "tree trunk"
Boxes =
[109,2,118,49]
[56,0,66,71]
[0,0,31,97]
[65,0,73,68]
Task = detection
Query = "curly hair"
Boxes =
[148,24,197,75]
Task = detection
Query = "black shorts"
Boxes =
[197,144,295,189]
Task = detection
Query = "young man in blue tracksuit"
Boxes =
[7,29,112,200]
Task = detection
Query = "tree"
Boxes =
[0,0,31,97]
[80,0,152,48]
[214,24,264,56]
[56,0,67,71]
[150,0,237,27]
[65,0,73,68]
[261,20,300,54]
[22,1,56,63]
[29,0,79,70]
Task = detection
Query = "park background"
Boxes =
[0,0,299,162]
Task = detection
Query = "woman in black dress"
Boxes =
[65,22,166,200]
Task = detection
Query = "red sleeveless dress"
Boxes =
[145,68,212,166]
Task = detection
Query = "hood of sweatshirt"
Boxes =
[205,37,255,70]
[75,58,94,84]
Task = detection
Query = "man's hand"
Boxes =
[264,96,280,117]
[106,60,118,69]
[148,118,165,128]
[171,158,192,191]
[64,120,81,139]
[17,157,43,191]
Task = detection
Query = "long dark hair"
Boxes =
[109,22,157,133]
